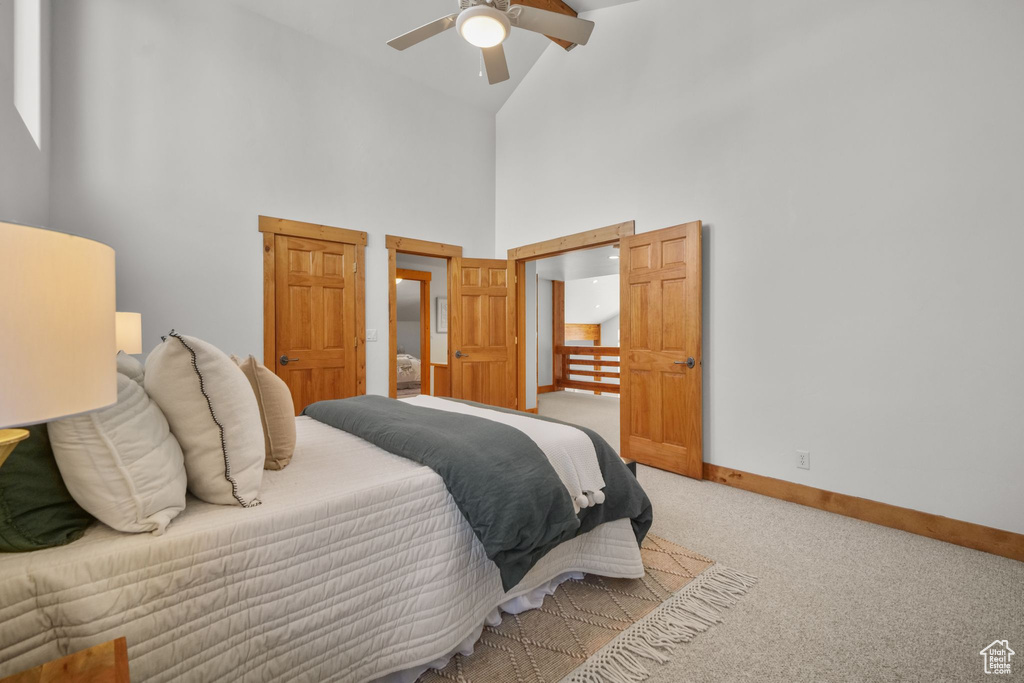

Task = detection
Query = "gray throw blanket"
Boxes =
[303,396,653,591]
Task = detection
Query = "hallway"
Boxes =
[537,391,620,454]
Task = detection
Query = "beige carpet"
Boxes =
[419,536,755,683]
[538,393,621,454]
[538,391,1024,681]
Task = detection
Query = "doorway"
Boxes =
[259,216,367,413]
[509,220,704,479]
[394,265,433,398]
[387,236,518,409]
[515,234,627,446]
[510,222,633,413]
[387,236,459,399]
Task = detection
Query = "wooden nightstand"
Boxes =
[1,638,129,683]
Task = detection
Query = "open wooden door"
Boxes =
[450,258,517,409]
[273,235,360,413]
[620,221,703,478]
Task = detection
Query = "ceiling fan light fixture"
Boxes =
[456,6,510,48]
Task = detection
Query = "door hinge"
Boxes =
[353,261,357,274]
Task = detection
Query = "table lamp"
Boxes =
[116,312,143,354]
[0,221,118,468]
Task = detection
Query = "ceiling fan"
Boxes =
[387,0,596,85]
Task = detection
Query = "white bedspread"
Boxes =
[402,395,607,511]
[0,417,643,682]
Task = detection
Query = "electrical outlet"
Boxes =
[796,450,811,470]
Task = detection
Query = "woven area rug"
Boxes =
[419,535,756,683]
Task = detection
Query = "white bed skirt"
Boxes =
[377,571,584,683]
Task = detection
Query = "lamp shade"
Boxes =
[0,222,117,428]
[116,312,142,354]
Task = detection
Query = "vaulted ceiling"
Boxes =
[225,0,640,113]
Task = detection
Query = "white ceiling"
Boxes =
[535,244,619,280]
[565,274,619,325]
[224,0,641,113]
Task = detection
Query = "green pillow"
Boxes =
[0,425,94,552]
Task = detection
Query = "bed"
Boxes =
[0,416,646,682]
[396,353,421,389]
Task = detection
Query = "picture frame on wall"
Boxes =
[437,297,448,333]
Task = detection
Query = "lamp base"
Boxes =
[0,429,30,468]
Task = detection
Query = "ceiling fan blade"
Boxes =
[387,13,460,51]
[510,6,595,46]
[482,45,510,85]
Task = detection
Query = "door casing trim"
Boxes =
[507,221,636,418]
[386,235,463,399]
[395,268,433,397]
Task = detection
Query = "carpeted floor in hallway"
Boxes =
[537,391,1024,682]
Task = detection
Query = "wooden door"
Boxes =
[450,258,517,409]
[620,221,703,478]
[275,235,359,413]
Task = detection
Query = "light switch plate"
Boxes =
[367,329,378,342]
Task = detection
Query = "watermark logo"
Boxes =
[980,640,1015,675]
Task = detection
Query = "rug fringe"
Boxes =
[563,564,757,683]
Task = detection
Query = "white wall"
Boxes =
[496,0,1024,533]
[600,315,619,348]
[0,0,50,227]
[538,277,553,387]
[395,322,420,358]
[395,278,421,359]
[48,0,495,396]
[396,253,449,367]
[565,275,618,325]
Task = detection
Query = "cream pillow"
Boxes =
[145,332,263,507]
[49,373,187,534]
[117,351,145,385]
[232,355,297,470]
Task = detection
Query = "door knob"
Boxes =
[280,355,300,366]
[455,350,469,359]
[674,357,696,369]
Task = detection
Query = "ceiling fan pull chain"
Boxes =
[479,51,484,78]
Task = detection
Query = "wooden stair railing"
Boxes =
[556,345,620,394]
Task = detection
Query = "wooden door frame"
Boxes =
[259,215,368,395]
[507,221,635,414]
[395,268,432,396]
[386,235,462,399]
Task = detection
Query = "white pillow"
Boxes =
[117,351,145,385]
[145,331,263,507]
[49,373,187,535]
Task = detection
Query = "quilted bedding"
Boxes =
[0,417,644,682]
